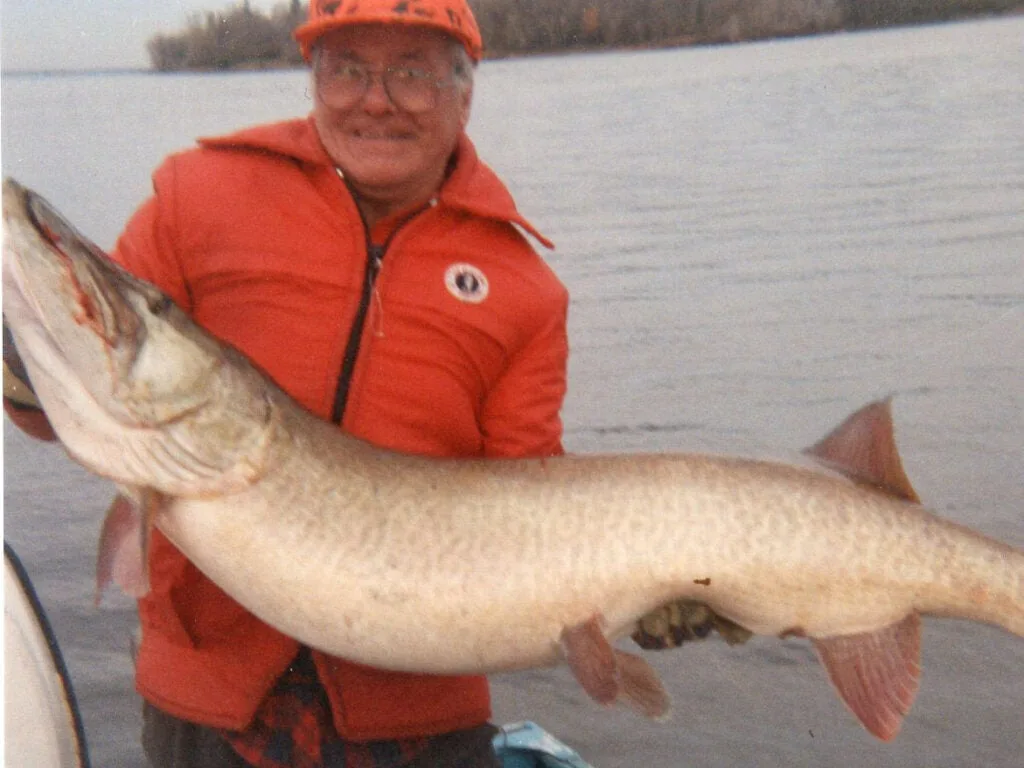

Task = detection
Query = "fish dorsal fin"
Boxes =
[804,399,920,503]
[561,614,671,719]
[812,613,922,741]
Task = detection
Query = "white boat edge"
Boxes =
[4,541,90,768]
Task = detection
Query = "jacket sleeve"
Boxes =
[480,288,569,459]
[109,160,193,311]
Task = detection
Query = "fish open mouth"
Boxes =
[26,188,66,251]
[2,179,147,426]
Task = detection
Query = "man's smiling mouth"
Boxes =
[353,129,413,141]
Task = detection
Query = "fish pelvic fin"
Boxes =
[805,398,921,503]
[561,614,672,720]
[812,613,922,741]
[95,488,165,604]
[615,648,672,720]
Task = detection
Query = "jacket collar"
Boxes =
[198,117,553,249]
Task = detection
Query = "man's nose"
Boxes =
[361,72,395,112]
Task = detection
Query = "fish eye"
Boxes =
[147,293,174,315]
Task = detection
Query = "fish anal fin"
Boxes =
[615,649,672,720]
[805,398,921,503]
[561,615,672,720]
[95,489,165,604]
[812,613,922,741]
[561,615,619,706]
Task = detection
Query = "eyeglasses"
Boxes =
[315,56,453,113]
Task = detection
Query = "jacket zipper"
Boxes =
[330,202,431,425]
[331,242,384,424]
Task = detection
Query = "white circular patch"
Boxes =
[444,263,489,304]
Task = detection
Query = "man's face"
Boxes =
[311,24,472,210]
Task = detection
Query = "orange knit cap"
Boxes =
[295,0,483,62]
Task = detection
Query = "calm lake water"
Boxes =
[3,16,1023,768]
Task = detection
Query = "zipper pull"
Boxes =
[368,244,384,283]
[366,244,386,339]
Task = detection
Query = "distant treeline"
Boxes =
[147,0,1024,71]
[148,1,306,71]
[476,0,1023,53]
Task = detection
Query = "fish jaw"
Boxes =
[3,179,211,424]
[2,178,274,496]
[3,181,146,477]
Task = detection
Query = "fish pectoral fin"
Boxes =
[95,488,165,604]
[812,613,922,741]
[96,494,144,604]
[562,615,619,706]
[561,615,672,719]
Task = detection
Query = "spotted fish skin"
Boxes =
[3,178,1022,741]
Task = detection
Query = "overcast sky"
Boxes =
[2,1,284,72]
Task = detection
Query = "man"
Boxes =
[5,1,567,766]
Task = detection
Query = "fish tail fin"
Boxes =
[561,614,672,720]
[812,613,922,741]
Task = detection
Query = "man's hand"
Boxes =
[632,599,753,650]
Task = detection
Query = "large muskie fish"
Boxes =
[3,178,1022,741]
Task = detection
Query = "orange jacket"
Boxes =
[110,117,569,740]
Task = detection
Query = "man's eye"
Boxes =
[331,64,365,80]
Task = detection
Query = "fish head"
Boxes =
[3,179,217,423]
[3,178,273,495]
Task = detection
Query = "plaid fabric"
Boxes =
[220,648,429,768]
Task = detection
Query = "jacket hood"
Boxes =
[197,118,553,249]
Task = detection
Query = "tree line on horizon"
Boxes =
[146,0,1023,72]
